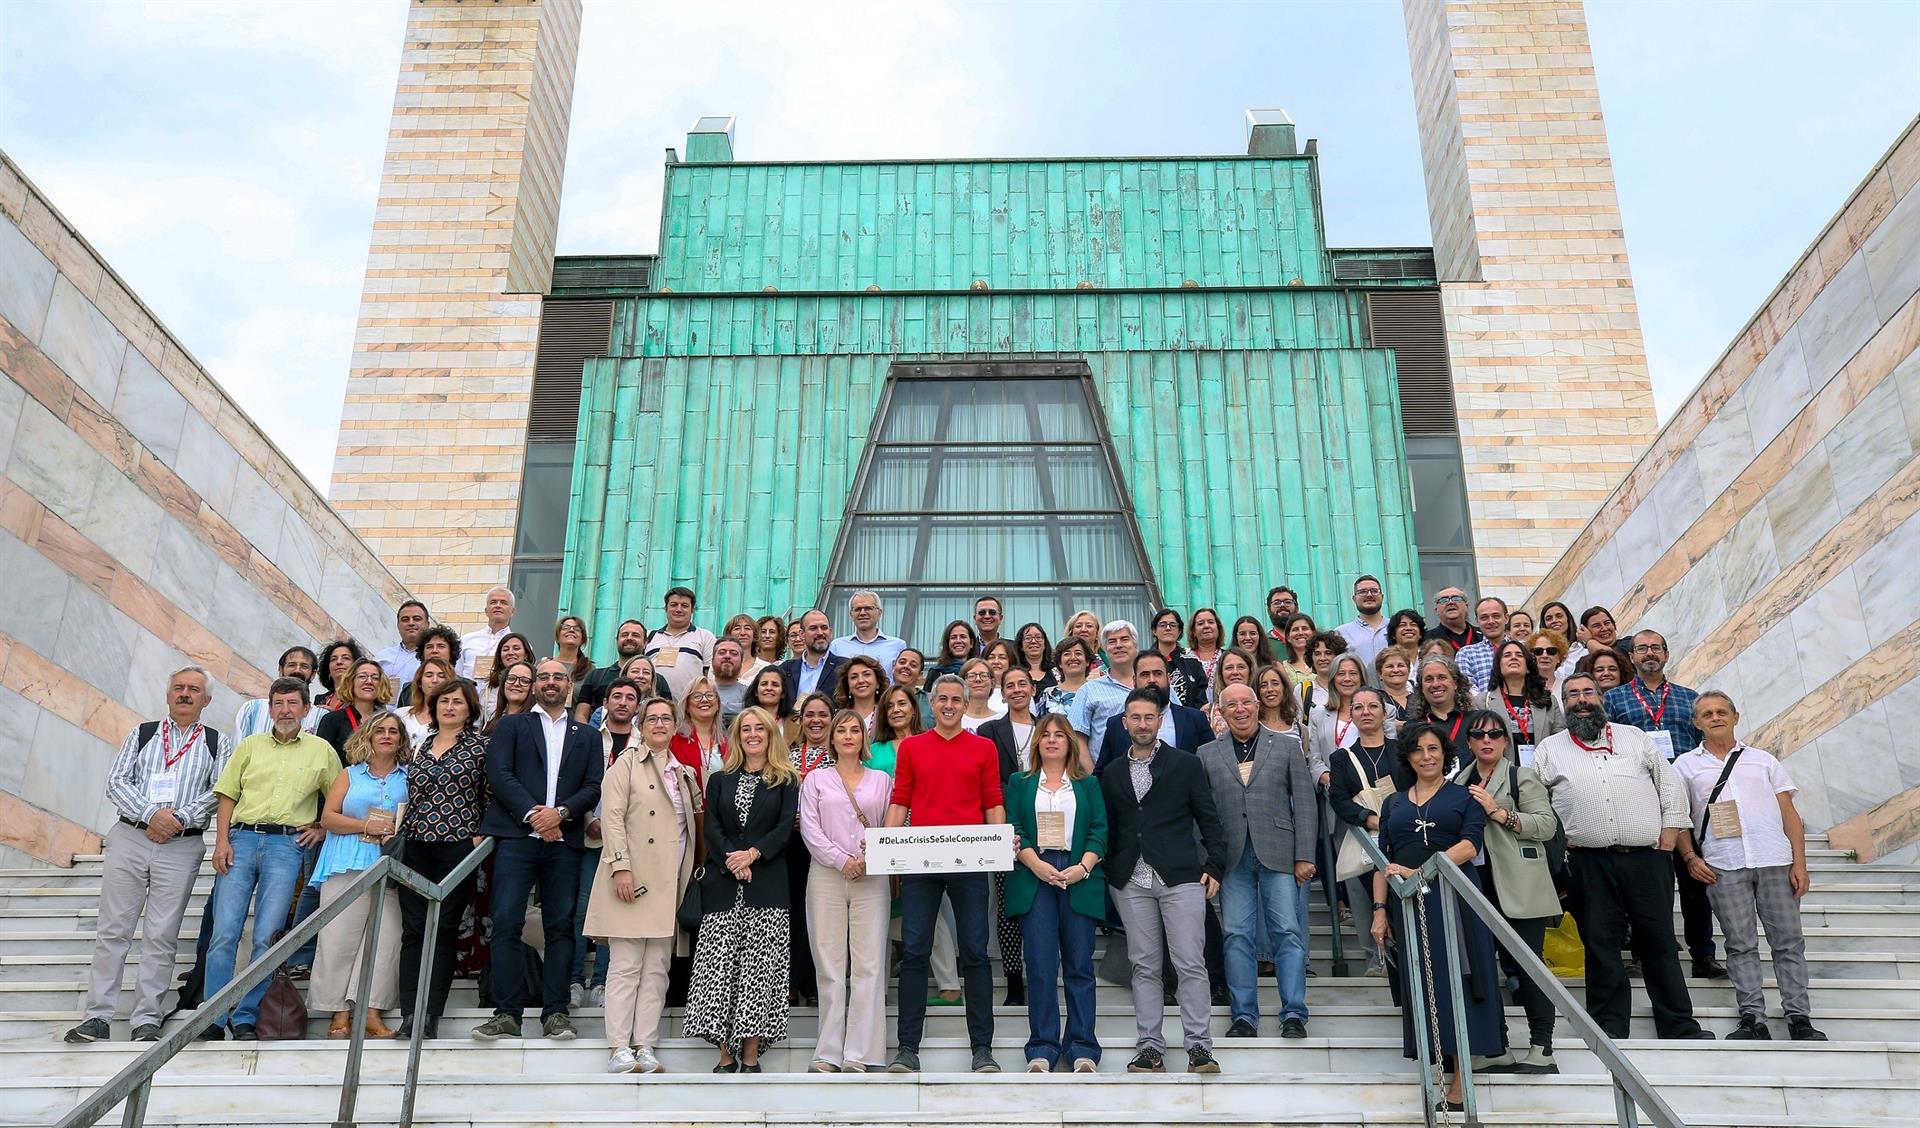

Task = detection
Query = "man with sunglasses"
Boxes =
[1605,629,1720,978]
[972,595,1006,654]
[1423,587,1481,651]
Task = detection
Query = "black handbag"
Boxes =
[1508,760,1566,876]
[676,867,707,933]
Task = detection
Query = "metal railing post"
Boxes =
[1436,880,1480,1125]
[398,889,441,1128]
[335,868,391,1128]
[1319,790,1348,976]
[117,1080,149,1128]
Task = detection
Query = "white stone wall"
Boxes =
[0,152,410,865]
[1532,119,1920,857]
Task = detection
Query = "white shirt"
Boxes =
[1674,743,1797,871]
[1034,774,1079,851]
[645,627,716,701]
[1532,724,1690,848]
[1010,720,1035,773]
[458,624,512,679]
[536,706,569,814]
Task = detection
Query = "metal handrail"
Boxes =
[1344,823,1685,1128]
[56,838,494,1128]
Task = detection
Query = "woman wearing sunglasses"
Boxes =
[1452,710,1561,1076]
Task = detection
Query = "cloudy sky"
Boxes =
[3,0,1916,490]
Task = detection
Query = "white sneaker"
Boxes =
[1073,1057,1097,1073]
[1027,1058,1050,1072]
[632,1046,663,1074]
[589,985,606,1008]
[605,1047,638,1074]
[570,983,585,1008]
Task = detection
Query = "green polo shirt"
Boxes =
[215,732,341,828]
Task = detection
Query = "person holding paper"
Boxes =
[1100,687,1227,1075]
[1005,713,1107,1072]
[1673,692,1825,1042]
[884,673,1007,1076]
[307,710,411,1039]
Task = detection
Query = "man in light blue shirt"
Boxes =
[828,589,907,673]
[1067,620,1139,743]
[374,600,429,686]
[234,647,328,739]
[1334,575,1389,667]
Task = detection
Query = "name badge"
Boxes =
[148,772,178,807]
[1517,743,1536,768]
[654,648,680,668]
[1237,761,1254,785]
[472,655,494,683]
[1648,731,1676,761]
[1708,800,1743,840]
[1036,810,1068,851]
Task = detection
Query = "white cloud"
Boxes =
[203,304,358,491]
[30,165,301,262]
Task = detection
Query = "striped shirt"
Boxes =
[105,719,230,830]
[233,699,327,741]
[1531,724,1691,849]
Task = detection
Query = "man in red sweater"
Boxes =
[885,673,1006,1075]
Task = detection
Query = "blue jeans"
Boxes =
[570,846,607,988]
[288,842,321,968]
[896,871,993,1052]
[1019,850,1100,1065]
[203,829,305,1028]
[1221,845,1309,1024]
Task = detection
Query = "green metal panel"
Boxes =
[655,158,1329,294]
[561,343,1420,647]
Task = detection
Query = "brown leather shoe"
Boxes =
[364,1011,395,1039]
[328,1012,352,1039]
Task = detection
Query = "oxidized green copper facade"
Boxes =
[561,138,1423,644]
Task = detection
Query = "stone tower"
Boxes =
[1403,0,1659,600]
[329,0,582,625]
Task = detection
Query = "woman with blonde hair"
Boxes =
[1062,610,1106,678]
[671,676,729,785]
[798,709,892,1071]
[309,709,411,1038]
[684,707,800,1072]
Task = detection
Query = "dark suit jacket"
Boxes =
[1098,743,1226,889]
[480,709,604,847]
[779,653,845,711]
[700,769,799,911]
[977,713,1039,783]
[1093,703,1210,773]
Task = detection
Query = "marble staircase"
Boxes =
[8,836,1920,1127]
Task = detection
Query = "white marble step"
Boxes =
[10,1070,1920,1127]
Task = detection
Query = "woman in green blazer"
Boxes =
[1454,709,1562,1076]
[1005,713,1108,1073]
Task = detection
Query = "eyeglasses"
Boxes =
[643,715,675,724]
[504,676,532,687]
[688,692,718,702]
[1531,647,1560,656]
[1354,587,1381,596]
[1632,643,1668,654]
[1467,729,1506,740]
[1436,594,1467,605]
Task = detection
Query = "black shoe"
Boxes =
[1003,973,1027,1007]
[1225,1018,1258,1039]
[470,1014,521,1041]
[1726,1015,1771,1040]
[1674,1028,1715,1040]
[1186,1046,1220,1074]
[1788,1017,1829,1042]
[64,1018,110,1044]
[131,1024,162,1043]
[712,1060,739,1073]
[1692,957,1728,979]
[887,1049,920,1074]
[1162,990,1178,1007]
[229,1024,256,1041]
[739,1062,762,1073]
[1210,986,1231,1007]
[971,1046,1001,1073]
[196,1025,225,1042]
[1280,1018,1307,1039]
[1126,1047,1166,1073]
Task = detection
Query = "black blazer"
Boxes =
[700,769,799,911]
[778,653,845,712]
[976,713,1037,783]
[1093,703,1211,773]
[480,709,603,847]
[1098,743,1226,889]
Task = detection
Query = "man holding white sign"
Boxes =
[884,674,1007,1076]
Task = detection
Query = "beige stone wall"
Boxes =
[1531,119,1920,858]
[329,0,581,627]
[0,153,411,866]
[1403,0,1659,601]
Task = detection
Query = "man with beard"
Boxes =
[780,609,844,709]
[1264,585,1298,649]
[1533,673,1709,1041]
[1335,575,1389,666]
[710,638,750,721]
[576,619,649,720]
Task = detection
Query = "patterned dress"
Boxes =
[683,775,792,1053]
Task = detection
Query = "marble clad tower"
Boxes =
[329,0,582,625]
[1403,0,1659,600]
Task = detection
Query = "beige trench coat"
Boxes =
[583,745,701,950]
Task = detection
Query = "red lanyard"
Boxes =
[1334,717,1354,748]
[1630,680,1670,727]
[1501,694,1533,740]
[797,745,832,775]
[345,707,362,733]
[161,721,202,769]
[1570,724,1615,755]
[1435,712,1463,744]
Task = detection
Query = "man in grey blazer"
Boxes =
[1197,683,1318,1038]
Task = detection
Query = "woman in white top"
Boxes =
[798,710,892,1072]
[399,658,454,748]
[1307,654,1371,783]
[1540,602,1587,678]
[959,657,1004,732]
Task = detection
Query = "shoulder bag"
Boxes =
[1334,748,1394,882]
[1507,760,1566,876]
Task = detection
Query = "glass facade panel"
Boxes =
[513,441,576,557]
[1405,435,1479,601]
[825,372,1155,643]
[508,560,563,641]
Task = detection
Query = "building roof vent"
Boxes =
[1245,108,1297,157]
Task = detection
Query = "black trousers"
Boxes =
[1567,847,1702,1039]
[395,839,480,1023]
[1673,843,1716,959]
[788,852,816,999]
[488,836,581,1020]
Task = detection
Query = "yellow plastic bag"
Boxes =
[1543,912,1585,979]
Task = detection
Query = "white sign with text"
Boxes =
[865,825,1015,875]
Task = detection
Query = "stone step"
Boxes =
[7,1070,1919,1127]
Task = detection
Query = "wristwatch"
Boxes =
[1371,901,1389,911]
[556,806,572,822]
